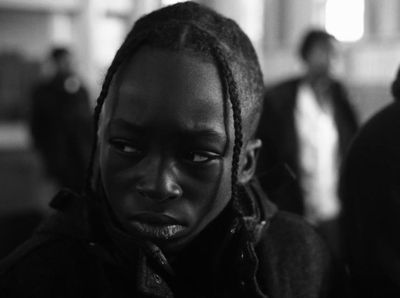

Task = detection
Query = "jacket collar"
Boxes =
[240,178,278,243]
[44,179,276,297]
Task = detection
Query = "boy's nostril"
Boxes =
[135,183,182,202]
[168,186,183,199]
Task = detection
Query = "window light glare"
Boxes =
[325,0,364,42]
[161,0,187,6]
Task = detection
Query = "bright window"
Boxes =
[325,0,364,42]
[161,0,187,6]
[94,17,126,67]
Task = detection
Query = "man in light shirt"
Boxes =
[256,29,358,258]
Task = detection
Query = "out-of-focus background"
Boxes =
[0,0,397,257]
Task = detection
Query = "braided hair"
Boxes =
[86,1,264,214]
[391,65,400,101]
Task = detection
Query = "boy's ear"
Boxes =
[238,138,262,185]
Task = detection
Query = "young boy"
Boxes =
[0,3,344,297]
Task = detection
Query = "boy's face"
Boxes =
[98,47,257,254]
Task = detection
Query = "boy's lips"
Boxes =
[130,213,182,225]
[128,213,187,240]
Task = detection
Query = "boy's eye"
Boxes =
[185,151,219,164]
[110,139,142,155]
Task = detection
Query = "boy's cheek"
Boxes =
[180,165,231,203]
[98,147,136,194]
[99,145,140,174]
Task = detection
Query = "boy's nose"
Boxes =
[135,157,182,202]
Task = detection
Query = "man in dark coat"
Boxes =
[30,47,92,193]
[256,29,358,257]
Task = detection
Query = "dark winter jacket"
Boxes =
[0,180,345,298]
[340,102,400,297]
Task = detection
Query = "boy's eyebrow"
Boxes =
[109,118,226,140]
[108,119,145,134]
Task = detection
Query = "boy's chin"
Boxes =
[124,222,194,255]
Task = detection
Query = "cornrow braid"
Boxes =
[85,49,126,192]
[212,46,243,214]
[85,2,263,217]
[85,32,148,191]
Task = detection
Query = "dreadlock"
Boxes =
[85,1,264,215]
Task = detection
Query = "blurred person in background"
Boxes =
[256,29,359,259]
[30,47,92,193]
[340,106,400,296]
[340,68,400,297]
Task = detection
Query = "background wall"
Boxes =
[0,0,397,120]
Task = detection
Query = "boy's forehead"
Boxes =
[111,48,221,100]
[102,47,233,135]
